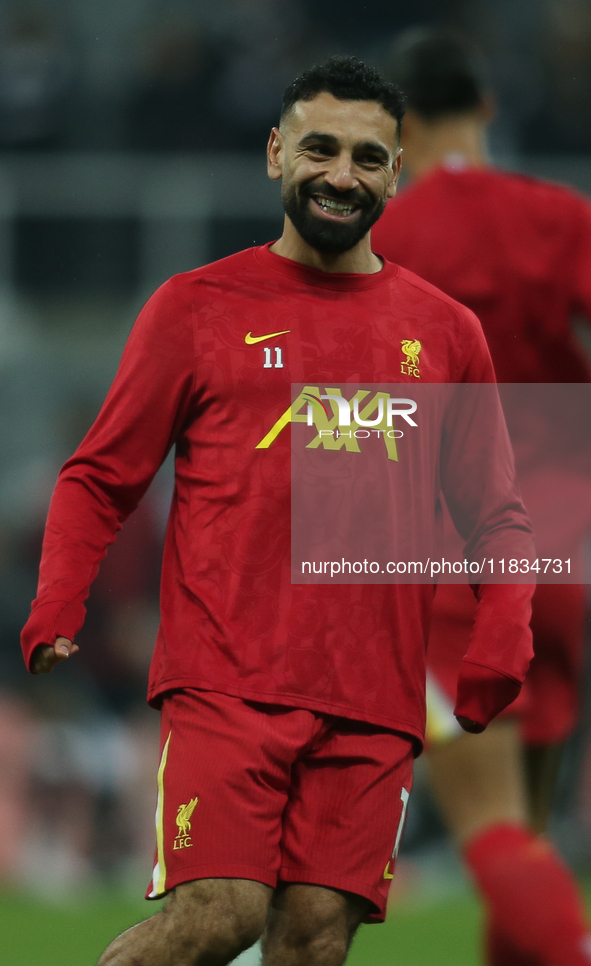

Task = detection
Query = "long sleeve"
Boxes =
[21,276,197,670]
[440,309,535,728]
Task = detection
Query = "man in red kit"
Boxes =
[373,30,591,966]
[22,57,535,966]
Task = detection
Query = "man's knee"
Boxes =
[287,932,349,966]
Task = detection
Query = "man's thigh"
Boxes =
[147,689,320,899]
[279,720,415,922]
[427,717,528,845]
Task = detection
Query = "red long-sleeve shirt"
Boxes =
[21,243,534,745]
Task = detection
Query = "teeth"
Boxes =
[315,197,355,215]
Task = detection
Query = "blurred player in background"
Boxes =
[373,29,591,966]
[20,55,537,966]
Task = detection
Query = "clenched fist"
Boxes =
[30,637,79,674]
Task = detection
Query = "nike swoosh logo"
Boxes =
[245,329,291,344]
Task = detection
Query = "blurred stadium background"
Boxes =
[2,1,591,963]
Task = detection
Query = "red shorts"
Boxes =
[426,583,588,746]
[146,689,414,921]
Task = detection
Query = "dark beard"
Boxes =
[281,180,387,255]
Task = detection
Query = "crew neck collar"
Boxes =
[254,242,398,291]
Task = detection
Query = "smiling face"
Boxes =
[268,92,401,256]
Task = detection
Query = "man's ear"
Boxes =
[267,127,283,181]
[386,148,403,199]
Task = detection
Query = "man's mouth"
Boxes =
[310,195,360,220]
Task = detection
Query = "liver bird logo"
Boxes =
[401,339,422,367]
[176,797,199,837]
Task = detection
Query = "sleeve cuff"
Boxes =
[20,599,87,672]
[454,660,522,730]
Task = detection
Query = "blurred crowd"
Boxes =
[0,0,591,904]
[0,303,170,892]
[0,0,589,154]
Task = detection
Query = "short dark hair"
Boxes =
[281,55,406,133]
[385,29,488,120]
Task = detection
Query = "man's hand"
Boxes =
[455,715,486,734]
[30,637,79,674]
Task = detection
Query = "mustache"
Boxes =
[301,181,370,207]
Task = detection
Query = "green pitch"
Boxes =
[1,883,590,966]
[1,888,479,966]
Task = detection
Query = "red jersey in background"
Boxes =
[372,164,591,383]
[373,164,591,743]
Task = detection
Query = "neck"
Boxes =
[403,117,488,181]
[270,216,383,274]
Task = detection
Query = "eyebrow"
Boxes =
[297,132,391,161]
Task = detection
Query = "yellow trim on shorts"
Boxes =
[155,731,171,895]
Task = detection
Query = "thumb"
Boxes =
[55,636,75,658]
[30,637,79,674]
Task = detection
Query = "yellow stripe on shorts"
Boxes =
[150,731,171,898]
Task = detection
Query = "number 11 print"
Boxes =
[263,347,284,368]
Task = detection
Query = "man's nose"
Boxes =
[325,154,358,191]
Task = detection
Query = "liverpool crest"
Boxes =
[400,339,422,378]
[173,797,199,850]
